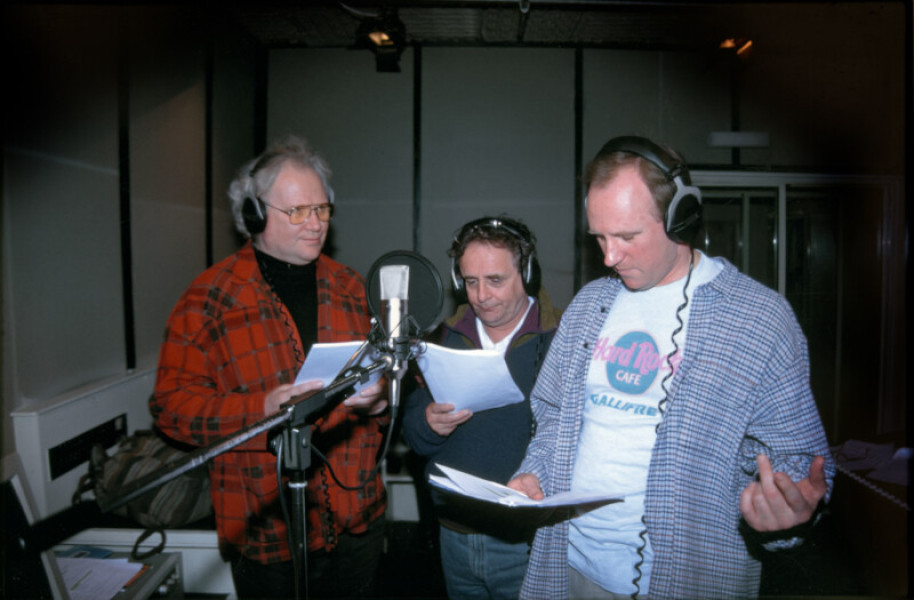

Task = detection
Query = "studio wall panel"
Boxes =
[5,154,125,400]
[659,51,732,165]
[3,5,121,168]
[267,48,415,278]
[420,47,577,311]
[582,49,732,168]
[210,25,261,263]
[2,5,124,410]
[582,50,664,163]
[127,8,208,368]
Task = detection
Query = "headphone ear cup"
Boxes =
[450,256,464,293]
[523,254,542,296]
[665,181,703,243]
[242,197,267,235]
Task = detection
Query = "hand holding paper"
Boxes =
[290,341,388,414]
[343,379,389,416]
[430,464,624,509]
[294,341,383,389]
[264,379,324,414]
[426,401,473,436]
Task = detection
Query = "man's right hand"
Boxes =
[507,473,545,500]
[264,380,324,415]
[426,402,473,436]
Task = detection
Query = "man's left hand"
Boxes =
[740,454,827,532]
[343,379,388,416]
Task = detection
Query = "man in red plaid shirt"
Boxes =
[151,135,388,599]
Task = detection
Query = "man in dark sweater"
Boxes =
[402,216,562,600]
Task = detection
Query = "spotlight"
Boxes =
[356,8,406,73]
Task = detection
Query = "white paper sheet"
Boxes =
[57,556,143,600]
[430,464,624,509]
[416,343,523,412]
[293,341,383,389]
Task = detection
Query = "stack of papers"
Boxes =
[429,464,624,509]
[57,556,144,600]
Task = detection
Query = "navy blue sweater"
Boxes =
[402,288,561,535]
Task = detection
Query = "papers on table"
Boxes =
[294,341,383,390]
[429,463,624,509]
[416,343,523,412]
[57,556,144,600]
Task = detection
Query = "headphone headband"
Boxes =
[596,135,691,184]
[594,136,703,244]
[450,216,538,294]
[454,217,529,246]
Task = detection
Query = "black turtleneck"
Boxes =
[254,248,318,355]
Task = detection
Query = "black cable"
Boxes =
[631,515,649,599]
[657,250,695,425]
[310,413,398,492]
[632,250,696,599]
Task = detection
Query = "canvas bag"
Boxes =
[74,429,212,558]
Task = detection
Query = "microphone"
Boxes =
[365,250,445,412]
[380,265,410,410]
[380,264,410,361]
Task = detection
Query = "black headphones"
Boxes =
[242,196,268,235]
[239,154,274,236]
[450,217,539,295]
[594,136,703,244]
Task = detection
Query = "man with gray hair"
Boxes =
[151,135,388,599]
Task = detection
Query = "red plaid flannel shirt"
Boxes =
[151,242,386,563]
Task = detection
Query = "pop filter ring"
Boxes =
[365,250,445,336]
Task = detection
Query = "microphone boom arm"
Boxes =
[104,356,393,514]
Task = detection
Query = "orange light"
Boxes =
[720,38,753,56]
[369,31,391,46]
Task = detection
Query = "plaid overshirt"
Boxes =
[517,255,834,600]
[151,242,386,564]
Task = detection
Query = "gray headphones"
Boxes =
[595,136,703,243]
[449,217,538,295]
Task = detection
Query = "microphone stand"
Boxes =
[275,354,392,600]
[386,334,410,419]
[13,356,394,600]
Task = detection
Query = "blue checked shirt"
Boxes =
[517,256,834,600]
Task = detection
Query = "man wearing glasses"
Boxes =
[151,135,388,599]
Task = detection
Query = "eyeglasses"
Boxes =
[259,199,334,224]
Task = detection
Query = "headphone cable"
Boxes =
[632,249,696,599]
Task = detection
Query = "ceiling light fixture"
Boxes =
[355,7,407,73]
[720,38,753,56]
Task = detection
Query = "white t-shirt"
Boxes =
[568,252,721,595]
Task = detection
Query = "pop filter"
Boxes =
[366,250,444,336]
